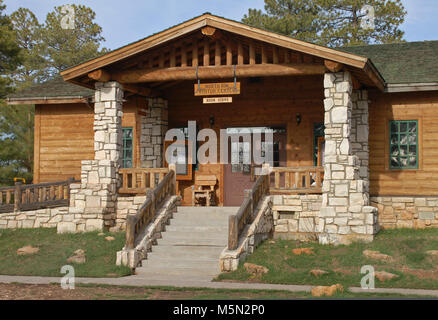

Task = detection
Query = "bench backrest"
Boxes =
[195,175,217,188]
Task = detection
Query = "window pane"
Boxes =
[409,156,417,167]
[409,122,417,132]
[399,134,407,145]
[408,134,416,144]
[400,122,408,132]
[400,145,408,156]
[389,120,418,169]
[408,145,417,156]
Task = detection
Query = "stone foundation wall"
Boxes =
[113,195,147,232]
[371,196,438,229]
[0,207,69,229]
[272,194,322,240]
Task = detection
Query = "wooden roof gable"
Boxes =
[61,13,385,91]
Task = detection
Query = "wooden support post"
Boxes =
[169,163,176,195]
[170,46,176,68]
[226,42,232,65]
[262,46,268,64]
[14,182,22,212]
[249,41,256,65]
[159,53,164,68]
[125,215,136,249]
[192,40,198,66]
[203,40,210,66]
[228,215,238,250]
[181,43,187,67]
[273,47,279,64]
[284,49,290,64]
[244,189,253,217]
[215,41,221,66]
[237,42,244,65]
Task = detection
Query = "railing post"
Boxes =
[168,163,176,195]
[262,163,270,194]
[67,177,74,201]
[125,215,136,249]
[14,182,22,212]
[147,189,156,215]
[228,215,238,250]
[244,189,253,218]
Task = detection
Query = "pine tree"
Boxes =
[242,0,406,47]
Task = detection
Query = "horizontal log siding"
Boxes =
[369,90,438,196]
[35,97,143,183]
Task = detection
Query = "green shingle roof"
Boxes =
[340,41,438,85]
[7,78,94,100]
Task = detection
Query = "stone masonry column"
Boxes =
[140,98,168,168]
[60,82,124,233]
[318,71,378,245]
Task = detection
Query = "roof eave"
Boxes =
[385,82,438,93]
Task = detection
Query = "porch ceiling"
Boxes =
[61,13,385,93]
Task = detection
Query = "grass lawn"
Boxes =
[0,228,132,277]
[217,228,438,290]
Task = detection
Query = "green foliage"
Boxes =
[0,0,21,98]
[242,0,407,47]
[0,103,34,185]
[10,8,47,87]
[0,4,107,186]
[41,4,108,76]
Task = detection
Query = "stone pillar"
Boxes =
[318,71,378,245]
[140,98,168,168]
[60,82,124,233]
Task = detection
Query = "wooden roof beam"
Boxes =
[111,63,326,83]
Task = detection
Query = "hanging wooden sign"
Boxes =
[203,97,233,104]
[194,82,240,96]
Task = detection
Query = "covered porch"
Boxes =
[60,13,383,243]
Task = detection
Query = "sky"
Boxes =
[4,0,438,50]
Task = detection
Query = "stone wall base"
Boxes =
[372,196,438,229]
[0,207,70,229]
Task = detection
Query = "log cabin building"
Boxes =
[6,13,438,246]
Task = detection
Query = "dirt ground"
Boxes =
[0,283,308,300]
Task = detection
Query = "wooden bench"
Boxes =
[191,175,217,206]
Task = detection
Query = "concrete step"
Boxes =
[157,237,227,246]
[165,225,228,232]
[141,258,219,269]
[135,266,220,277]
[177,206,239,215]
[161,230,227,240]
[149,245,224,259]
[168,218,228,227]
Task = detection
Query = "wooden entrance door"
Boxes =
[224,127,286,206]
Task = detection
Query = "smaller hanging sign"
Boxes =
[203,97,233,104]
[195,82,240,96]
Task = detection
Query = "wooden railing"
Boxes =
[125,168,176,249]
[228,173,270,250]
[270,166,324,194]
[0,178,79,213]
[119,168,169,194]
